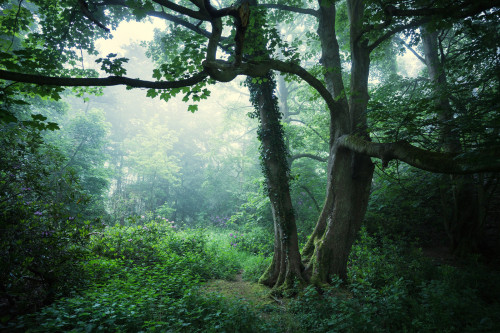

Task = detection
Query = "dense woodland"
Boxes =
[1,0,500,331]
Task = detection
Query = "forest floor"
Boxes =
[203,271,270,306]
[202,271,301,331]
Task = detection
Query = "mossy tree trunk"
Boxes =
[242,1,305,290]
[303,0,374,284]
[249,73,305,290]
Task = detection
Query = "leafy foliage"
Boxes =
[0,114,105,316]
[6,224,271,332]
[1,0,499,330]
[289,229,500,332]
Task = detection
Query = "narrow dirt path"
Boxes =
[203,271,271,306]
[202,271,302,332]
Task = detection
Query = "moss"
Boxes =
[258,262,276,286]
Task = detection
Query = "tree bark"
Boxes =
[304,0,374,284]
[241,0,305,291]
[248,74,305,290]
[302,0,349,264]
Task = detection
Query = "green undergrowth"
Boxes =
[5,223,272,332]
[4,223,499,332]
[288,229,500,332]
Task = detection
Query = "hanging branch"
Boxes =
[0,69,208,89]
[394,36,425,64]
[299,185,321,213]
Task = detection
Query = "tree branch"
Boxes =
[289,118,329,145]
[386,0,500,19]
[0,69,208,89]
[394,36,425,64]
[96,0,236,55]
[368,1,500,53]
[151,11,212,39]
[259,3,318,17]
[299,185,321,213]
[337,134,500,174]
[203,0,238,18]
[78,0,110,32]
[201,58,340,122]
[290,153,327,163]
[99,0,211,22]
[151,0,209,20]
[368,18,428,52]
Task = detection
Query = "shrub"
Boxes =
[289,229,500,332]
[6,226,271,332]
[0,199,100,317]
[237,227,274,256]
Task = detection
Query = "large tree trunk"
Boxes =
[421,27,482,257]
[302,0,348,264]
[307,150,373,283]
[248,74,305,289]
[304,0,374,284]
[239,1,305,290]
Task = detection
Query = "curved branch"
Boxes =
[202,60,239,82]
[0,69,208,89]
[78,0,110,32]
[290,153,327,163]
[299,185,321,213]
[264,60,341,127]
[202,58,340,122]
[368,18,428,52]
[337,134,500,174]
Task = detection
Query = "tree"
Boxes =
[367,11,500,257]
[1,0,499,289]
[419,23,496,257]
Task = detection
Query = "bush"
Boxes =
[6,225,271,332]
[237,227,274,256]
[289,229,500,332]
[0,119,108,319]
[0,199,100,317]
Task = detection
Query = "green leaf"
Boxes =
[146,89,158,98]
[32,114,48,121]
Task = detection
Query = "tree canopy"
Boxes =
[1,0,499,290]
